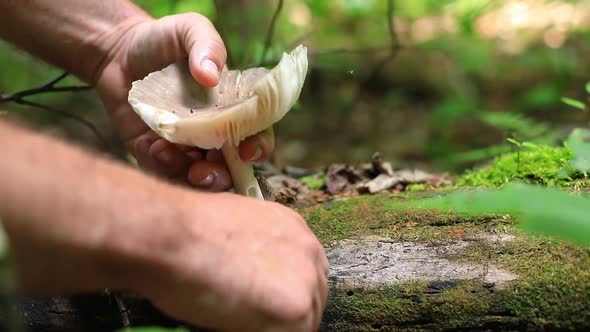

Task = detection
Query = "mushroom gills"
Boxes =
[127,45,309,199]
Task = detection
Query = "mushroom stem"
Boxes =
[221,142,264,200]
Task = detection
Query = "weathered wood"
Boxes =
[0,292,201,332]
[0,196,589,332]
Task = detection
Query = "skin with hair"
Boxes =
[0,1,328,331]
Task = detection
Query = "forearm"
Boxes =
[0,0,151,83]
[0,119,191,294]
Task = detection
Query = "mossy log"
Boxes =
[0,292,181,332]
[1,193,589,331]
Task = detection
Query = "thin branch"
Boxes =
[44,72,69,87]
[238,0,251,67]
[363,0,400,84]
[12,99,109,148]
[104,289,131,328]
[311,46,391,57]
[1,85,94,101]
[0,72,110,149]
[258,46,391,67]
[212,0,236,67]
[259,0,400,68]
[259,0,284,66]
[0,72,93,102]
[114,295,131,328]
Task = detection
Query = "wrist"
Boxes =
[102,182,212,295]
[0,0,153,84]
[85,14,153,85]
[0,120,197,294]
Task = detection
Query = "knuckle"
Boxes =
[300,233,322,254]
[279,292,314,324]
[182,12,211,25]
[207,38,227,60]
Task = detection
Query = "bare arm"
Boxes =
[0,119,328,331]
[0,0,274,191]
[0,1,328,329]
[0,0,150,83]
[0,119,179,293]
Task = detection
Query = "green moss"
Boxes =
[300,193,503,245]
[320,226,590,330]
[324,279,523,331]
[302,192,589,331]
[404,183,428,192]
[498,238,590,330]
[299,173,327,190]
[447,235,590,330]
[457,144,586,187]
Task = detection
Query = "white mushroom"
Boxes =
[127,45,309,200]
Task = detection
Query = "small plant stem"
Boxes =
[221,142,264,200]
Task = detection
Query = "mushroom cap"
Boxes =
[127,45,308,149]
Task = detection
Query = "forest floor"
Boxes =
[258,142,590,331]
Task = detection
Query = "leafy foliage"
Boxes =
[561,97,587,110]
[299,173,327,190]
[563,128,590,174]
[458,143,576,187]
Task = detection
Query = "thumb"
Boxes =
[174,13,227,87]
[125,13,227,87]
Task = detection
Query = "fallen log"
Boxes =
[0,194,588,331]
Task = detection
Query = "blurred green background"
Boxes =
[1,0,589,173]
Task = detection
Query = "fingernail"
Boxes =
[155,149,175,165]
[250,145,263,162]
[198,172,215,187]
[200,59,219,80]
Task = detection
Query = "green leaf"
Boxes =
[586,82,590,94]
[561,97,586,110]
[564,128,590,173]
[408,183,590,246]
[518,83,561,110]
[478,111,548,138]
[506,137,521,147]
[300,173,327,190]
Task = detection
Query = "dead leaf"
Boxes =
[371,152,393,176]
[326,164,367,195]
[357,169,452,194]
[357,174,399,194]
[266,175,310,196]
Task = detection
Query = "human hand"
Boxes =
[95,13,274,191]
[0,119,327,331]
[124,190,329,332]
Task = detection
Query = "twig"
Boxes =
[363,0,400,84]
[257,46,392,67]
[212,0,236,67]
[13,99,109,147]
[0,72,93,101]
[309,46,390,57]
[0,72,109,149]
[105,289,131,328]
[259,0,284,66]
[258,0,400,68]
